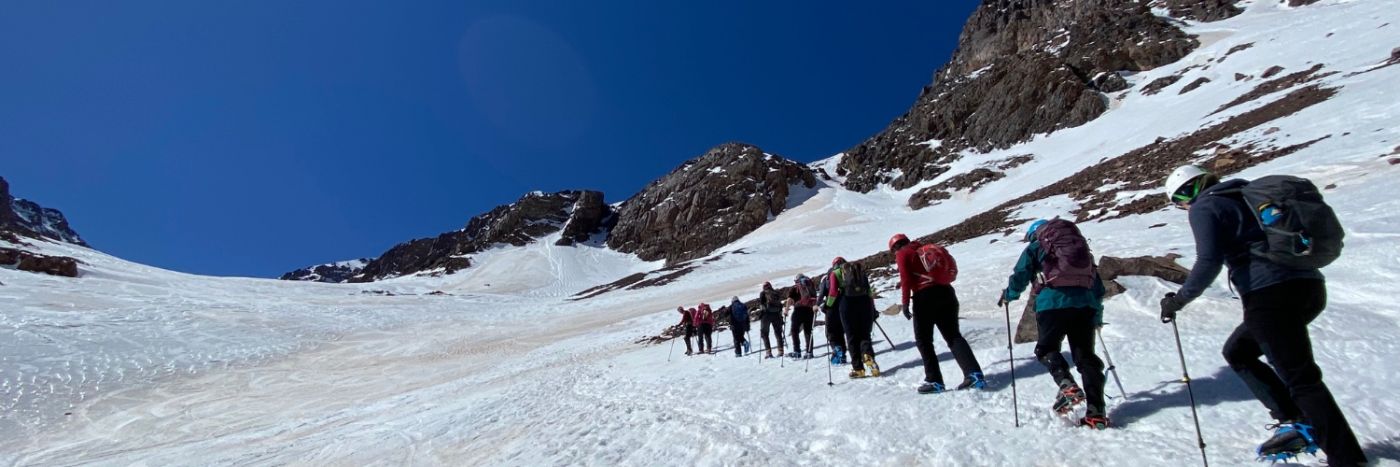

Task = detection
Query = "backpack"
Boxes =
[796,277,818,307]
[1223,176,1344,270]
[838,262,872,298]
[915,243,958,285]
[1033,218,1096,289]
[698,304,715,324]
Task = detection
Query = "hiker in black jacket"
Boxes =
[1161,165,1365,465]
[758,282,786,358]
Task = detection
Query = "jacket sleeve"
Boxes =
[1004,244,1037,301]
[895,249,915,306]
[825,269,842,308]
[678,311,687,326]
[1177,203,1229,303]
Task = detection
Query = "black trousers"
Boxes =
[912,285,983,384]
[684,325,696,353]
[790,306,814,354]
[839,296,875,371]
[823,306,846,355]
[1225,279,1365,465]
[730,325,747,356]
[1034,307,1106,413]
[698,324,713,353]
[760,312,785,352]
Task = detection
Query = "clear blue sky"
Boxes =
[1,0,980,277]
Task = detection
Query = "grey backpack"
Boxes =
[1223,175,1344,270]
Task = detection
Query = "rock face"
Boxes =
[0,247,80,277]
[0,176,87,246]
[607,143,817,265]
[279,259,371,283]
[838,0,1198,193]
[1156,0,1243,22]
[341,190,613,282]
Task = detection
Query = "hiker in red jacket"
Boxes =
[697,303,716,354]
[890,234,985,394]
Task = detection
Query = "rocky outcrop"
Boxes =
[1156,0,1243,22]
[0,247,79,278]
[0,176,87,246]
[607,143,817,265]
[839,0,1197,193]
[279,259,371,283]
[344,190,612,282]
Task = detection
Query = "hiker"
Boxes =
[787,274,819,359]
[889,234,985,394]
[817,271,846,365]
[697,303,716,354]
[1160,165,1366,465]
[729,297,751,357]
[999,218,1109,429]
[826,257,879,378]
[758,282,786,358]
[677,306,696,356]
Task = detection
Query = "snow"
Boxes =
[4,1,1400,465]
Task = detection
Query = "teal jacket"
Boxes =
[1004,240,1106,323]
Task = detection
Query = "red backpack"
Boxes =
[795,277,818,307]
[697,303,715,325]
[916,243,958,286]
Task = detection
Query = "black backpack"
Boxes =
[839,262,871,298]
[1222,175,1344,270]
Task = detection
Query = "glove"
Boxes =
[902,303,912,320]
[1160,293,1185,323]
[996,289,1010,308]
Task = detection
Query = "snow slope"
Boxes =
[4,1,1400,465]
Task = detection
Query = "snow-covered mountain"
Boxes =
[277,258,372,283]
[0,176,85,247]
[4,1,1400,465]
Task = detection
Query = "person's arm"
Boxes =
[1004,244,1038,300]
[1176,203,1229,303]
[896,249,914,306]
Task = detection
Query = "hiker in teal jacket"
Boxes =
[999,219,1110,429]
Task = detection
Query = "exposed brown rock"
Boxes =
[1,247,79,278]
[838,0,1198,193]
[1157,0,1243,21]
[1142,75,1184,95]
[909,168,1007,210]
[1215,64,1331,114]
[1261,65,1286,79]
[607,143,815,265]
[1180,77,1212,94]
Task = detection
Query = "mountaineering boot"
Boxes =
[788,351,802,359]
[956,372,987,390]
[1079,405,1110,430]
[830,347,845,365]
[848,368,867,379]
[742,340,750,353]
[864,353,880,377]
[1256,421,1319,462]
[804,352,814,359]
[765,351,774,359]
[917,381,946,394]
[1052,381,1086,415]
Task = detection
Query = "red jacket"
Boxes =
[697,304,716,325]
[895,241,937,305]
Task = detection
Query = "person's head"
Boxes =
[887,233,910,252]
[831,256,847,267]
[762,281,772,290]
[794,273,807,283]
[1024,219,1049,242]
[677,306,684,312]
[1165,165,1219,209]
[732,296,740,303]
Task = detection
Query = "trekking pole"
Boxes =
[873,319,895,351]
[1097,326,1129,400]
[1003,303,1020,428]
[1171,320,1210,467]
[825,324,834,386]
[667,333,677,363]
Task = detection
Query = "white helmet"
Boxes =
[1164,165,1213,203]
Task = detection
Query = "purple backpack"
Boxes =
[1034,219,1096,289]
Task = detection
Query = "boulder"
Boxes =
[1,247,79,278]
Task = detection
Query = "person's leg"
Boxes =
[911,288,943,384]
[731,327,744,356]
[685,326,695,354]
[789,311,802,355]
[840,299,864,372]
[801,308,814,355]
[1246,281,1366,465]
[826,308,846,355]
[1064,308,1107,415]
[1034,310,1074,386]
[774,314,786,352]
[1223,323,1301,421]
[760,315,773,353]
[931,286,983,377]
